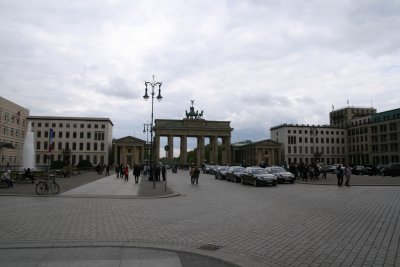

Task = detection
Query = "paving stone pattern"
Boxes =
[0,170,399,266]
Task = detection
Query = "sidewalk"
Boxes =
[0,171,178,198]
[296,172,400,186]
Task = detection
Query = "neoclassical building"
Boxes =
[231,139,282,166]
[113,136,146,166]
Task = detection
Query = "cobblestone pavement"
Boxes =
[0,170,399,266]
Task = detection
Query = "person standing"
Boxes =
[124,165,129,182]
[189,164,195,184]
[105,164,110,176]
[133,164,140,184]
[336,164,344,187]
[194,165,200,185]
[25,168,35,183]
[161,164,166,182]
[344,164,351,187]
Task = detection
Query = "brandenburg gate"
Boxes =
[153,101,233,166]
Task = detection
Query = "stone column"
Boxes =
[212,136,219,165]
[133,145,137,165]
[140,144,144,163]
[114,144,118,164]
[225,136,231,165]
[154,134,160,163]
[222,138,227,165]
[180,135,187,165]
[121,145,126,165]
[168,135,174,165]
[197,135,205,166]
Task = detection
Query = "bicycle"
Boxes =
[35,176,60,195]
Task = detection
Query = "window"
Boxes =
[95,124,98,129]
[80,124,84,128]
[87,124,91,128]
[52,123,56,127]
[87,132,91,138]
[37,131,42,138]
[86,143,91,150]
[80,132,84,138]
[45,123,49,127]
[72,143,76,150]
[38,123,42,127]
[36,142,41,150]
[94,143,98,151]
[73,132,77,138]
[44,141,48,150]
[66,132,70,138]
[58,142,62,150]
[45,131,48,138]
[79,143,83,150]
[59,132,63,138]
[101,143,104,151]
[101,124,105,129]
[66,123,70,128]
[59,123,63,128]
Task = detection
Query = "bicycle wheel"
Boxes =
[49,182,60,194]
[35,182,47,195]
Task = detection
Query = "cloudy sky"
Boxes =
[1,0,400,151]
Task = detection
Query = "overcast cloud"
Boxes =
[1,0,400,152]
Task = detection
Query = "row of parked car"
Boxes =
[204,165,295,187]
[325,164,400,177]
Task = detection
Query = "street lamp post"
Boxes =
[143,123,151,162]
[143,75,163,189]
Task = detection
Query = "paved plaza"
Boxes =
[0,170,400,266]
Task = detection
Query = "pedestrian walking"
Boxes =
[344,164,351,187]
[161,164,166,182]
[336,164,344,187]
[119,164,124,178]
[194,165,200,185]
[115,164,119,178]
[189,164,195,184]
[105,164,110,176]
[124,165,129,182]
[133,164,140,184]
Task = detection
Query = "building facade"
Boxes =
[28,116,113,168]
[270,124,347,165]
[272,106,400,167]
[231,139,282,166]
[330,106,376,127]
[369,108,400,165]
[0,97,30,169]
[113,136,146,166]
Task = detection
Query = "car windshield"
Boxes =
[234,168,245,173]
[251,168,265,174]
[270,167,285,173]
[220,167,229,171]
